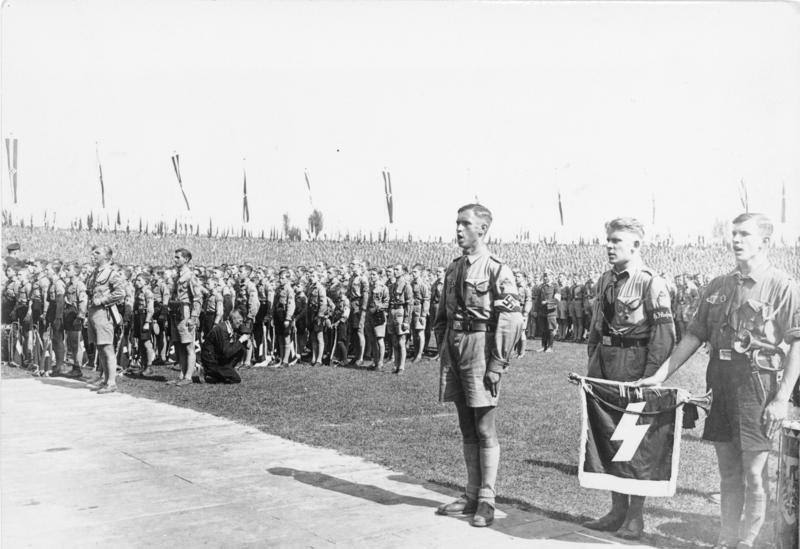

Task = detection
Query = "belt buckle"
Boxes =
[602,335,611,346]
[719,349,732,361]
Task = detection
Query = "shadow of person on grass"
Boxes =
[267,467,443,508]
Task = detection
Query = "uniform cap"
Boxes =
[7,242,20,252]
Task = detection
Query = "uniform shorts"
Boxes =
[586,344,652,382]
[387,308,409,336]
[569,301,583,319]
[132,313,152,342]
[349,310,365,333]
[557,300,569,319]
[310,316,326,333]
[703,358,776,452]
[411,310,426,330]
[335,320,348,342]
[169,305,196,344]
[87,306,115,346]
[371,313,386,338]
[440,330,497,408]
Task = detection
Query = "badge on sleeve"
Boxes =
[719,349,732,361]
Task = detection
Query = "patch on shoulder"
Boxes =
[656,289,671,309]
[706,292,726,304]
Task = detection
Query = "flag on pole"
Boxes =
[382,168,394,224]
[651,193,656,225]
[242,168,250,223]
[304,169,314,206]
[781,182,786,223]
[557,191,564,226]
[95,142,106,208]
[4,137,18,204]
[171,153,191,211]
[739,179,749,212]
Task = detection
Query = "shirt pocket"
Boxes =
[617,296,644,325]
[465,278,491,311]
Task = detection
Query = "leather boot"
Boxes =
[615,495,644,540]
[583,492,628,531]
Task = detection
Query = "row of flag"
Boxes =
[2,137,792,227]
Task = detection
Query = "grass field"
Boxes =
[1,341,783,548]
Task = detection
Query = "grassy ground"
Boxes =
[1,342,782,548]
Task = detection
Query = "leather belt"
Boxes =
[601,335,648,348]
[450,318,494,332]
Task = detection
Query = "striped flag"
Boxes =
[558,191,564,226]
[781,182,786,223]
[739,179,749,212]
[4,137,18,203]
[304,169,313,206]
[242,168,250,223]
[651,194,656,225]
[171,153,191,211]
[382,169,394,223]
[95,142,106,208]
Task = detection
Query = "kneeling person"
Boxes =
[200,310,248,384]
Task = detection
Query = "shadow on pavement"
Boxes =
[267,467,443,508]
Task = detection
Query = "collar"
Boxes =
[463,244,489,265]
[224,320,232,336]
[731,259,771,283]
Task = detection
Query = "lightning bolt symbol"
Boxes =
[610,402,650,462]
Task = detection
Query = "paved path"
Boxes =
[1,377,652,548]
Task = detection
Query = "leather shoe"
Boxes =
[582,513,626,532]
[96,385,117,394]
[470,501,494,527]
[436,496,478,516]
[614,518,644,540]
[140,367,155,377]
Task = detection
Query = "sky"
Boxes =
[1,0,799,242]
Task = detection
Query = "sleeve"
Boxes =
[104,272,126,307]
[487,264,523,373]
[145,288,154,323]
[77,283,88,317]
[215,292,225,323]
[360,278,369,312]
[776,278,800,344]
[421,283,431,316]
[54,280,65,320]
[341,297,350,320]
[586,277,604,355]
[433,275,449,347]
[190,276,202,320]
[317,286,327,318]
[644,276,676,375]
[523,288,533,315]
[286,289,295,320]
[247,285,259,319]
[402,282,413,324]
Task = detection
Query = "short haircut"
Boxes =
[228,309,243,321]
[732,212,773,239]
[605,217,645,240]
[458,203,493,228]
[174,248,192,261]
[91,245,113,259]
[51,260,63,274]
[136,272,151,283]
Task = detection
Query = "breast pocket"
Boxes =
[617,296,644,325]
[465,278,491,311]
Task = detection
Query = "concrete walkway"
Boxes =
[1,378,652,548]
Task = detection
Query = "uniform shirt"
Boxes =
[332,295,350,323]
[388,276,414,325]
[411,279,431,315]
[3,279,19,307]
[86,264,126,308]
[293,289,308,322]
[560,284,573,303]
[347,274,370,313]
[433,248,523,373]
[572,283,586,304]
[307,281,328,318]
[587,262,675,371]
[272,282,296,322]
[688,264,800,352]
[31,275,49,303]
[65,279,88,317]
[170,265,202,321]
[534,283,557,317]
[133,286,155,322]
[430,278,444,317]
[236,279,260,320]
[367,281,390,314]
[517,284,533,316]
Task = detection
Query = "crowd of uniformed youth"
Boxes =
[1,247,709,384]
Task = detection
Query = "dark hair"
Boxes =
[174,248,192,261]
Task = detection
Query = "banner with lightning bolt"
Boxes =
[573,375,691,497]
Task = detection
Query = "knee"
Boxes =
[475,424,498,448]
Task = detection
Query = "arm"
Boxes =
[214,293,224,325]
[636,333,703,386]
[54,280,66,321]
[421,283,431,317]
[144,288,154,323]
[643,276,676,376]
[247,285,259,320]
[487,264,523,375]
[77,283,88,318]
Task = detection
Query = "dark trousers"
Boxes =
[204,355,243,384]
[538,315,554,349]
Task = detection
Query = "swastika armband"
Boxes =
[651,307,673,324]
[494,293,521,313]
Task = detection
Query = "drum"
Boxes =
[776,419,799,549]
